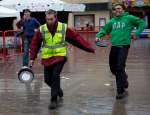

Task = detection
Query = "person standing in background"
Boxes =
[17,9,40,66]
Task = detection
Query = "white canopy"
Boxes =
[0,0,85,12]
[0,5,20,18]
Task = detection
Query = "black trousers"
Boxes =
[109,46,129,94]
[44,60,66,101]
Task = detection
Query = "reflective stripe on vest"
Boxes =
[43,44,66,49]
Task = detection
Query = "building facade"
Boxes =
[63,0,112,31]
[63,0,150,29]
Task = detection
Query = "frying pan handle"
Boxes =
[29,64,33,68]
[29,60,34,68]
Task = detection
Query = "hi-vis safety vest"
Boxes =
[40,22,67,59]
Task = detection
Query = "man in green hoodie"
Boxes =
[96,3,145,99]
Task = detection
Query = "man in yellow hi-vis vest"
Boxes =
[30,9,95,109]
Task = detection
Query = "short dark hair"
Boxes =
[113,2,126,10]
[45,9,57,17]
[23,9,31,14]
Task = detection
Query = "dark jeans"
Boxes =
[109,46,129,94]
[44,60,66,101]
[23,38,32,66]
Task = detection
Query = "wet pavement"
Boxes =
[0,34,150,115]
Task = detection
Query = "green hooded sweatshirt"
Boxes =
[96,12,145,46]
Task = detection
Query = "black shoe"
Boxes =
[48,101,57,110]
[124,81,129,89]
[58,89,63,98]
[116,91,126,100]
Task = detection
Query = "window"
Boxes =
[74,15,95,31]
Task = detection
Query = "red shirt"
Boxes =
[30,22,95,66]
